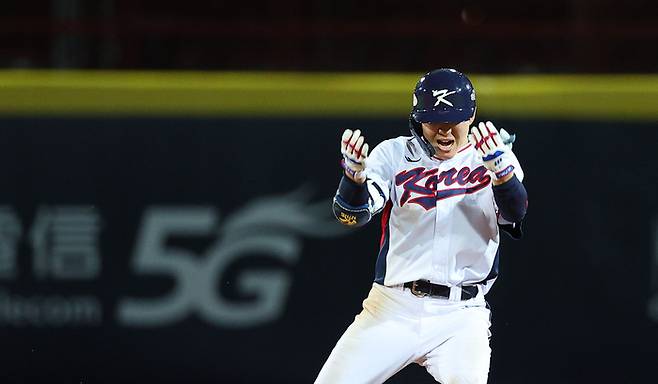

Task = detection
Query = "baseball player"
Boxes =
[316,69,528,384]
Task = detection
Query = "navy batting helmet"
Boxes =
[409,68,476,157]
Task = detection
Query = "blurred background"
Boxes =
[1,1,657,383]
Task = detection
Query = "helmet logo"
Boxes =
[432,89,457,107]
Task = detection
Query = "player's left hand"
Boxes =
[470,121,517,184]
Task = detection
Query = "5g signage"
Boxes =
[118,207,302,328]
[119,191,343,328]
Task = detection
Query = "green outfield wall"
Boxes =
[0,71,657,120]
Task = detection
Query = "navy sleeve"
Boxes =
[492,175,528,223]
[337,175,369,207]
[332,175,371,227]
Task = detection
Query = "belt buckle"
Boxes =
[411,281,429,298]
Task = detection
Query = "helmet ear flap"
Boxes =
[408,114,436,158]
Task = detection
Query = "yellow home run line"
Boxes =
[0,70,657,120]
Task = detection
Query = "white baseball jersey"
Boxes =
[364,136,506,291]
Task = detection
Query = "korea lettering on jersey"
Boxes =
[364,137,503,294]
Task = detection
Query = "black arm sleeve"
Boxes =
[492,175,528,223]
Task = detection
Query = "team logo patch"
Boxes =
[395,166,491,210]
[432,89,457,107]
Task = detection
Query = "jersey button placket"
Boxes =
[432,165,450,284]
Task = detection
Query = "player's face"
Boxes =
[421,119,472,160]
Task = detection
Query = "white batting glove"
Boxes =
[470,121,516,182]
[499,127,524,181]
[340,129,369,184]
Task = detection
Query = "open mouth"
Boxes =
[435,139,455,152]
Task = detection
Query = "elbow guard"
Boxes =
[332,176,373,227]
[333,195,372,227]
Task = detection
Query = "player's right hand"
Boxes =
[341,129,369,184]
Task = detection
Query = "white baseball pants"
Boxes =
[315,283,492,384]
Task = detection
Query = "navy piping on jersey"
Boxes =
[374,201,393,285]
[370,181,387,215]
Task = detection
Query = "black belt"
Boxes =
[403,280,479,300]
